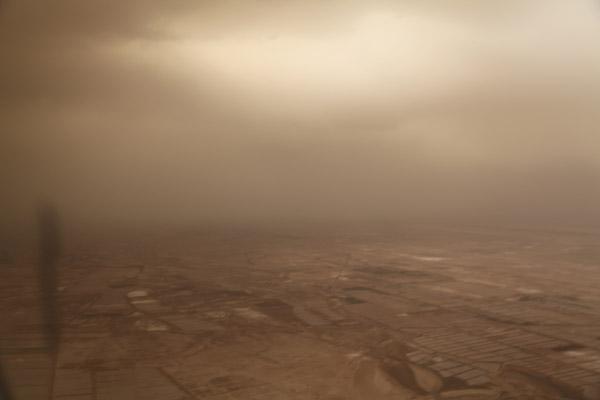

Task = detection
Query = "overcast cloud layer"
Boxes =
[2,1,600,227]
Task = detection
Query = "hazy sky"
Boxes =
[2,1,600,226]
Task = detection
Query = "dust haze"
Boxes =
[6,3,600,399]
[2,0,600,228]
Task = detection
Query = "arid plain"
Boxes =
[2,224,600,399]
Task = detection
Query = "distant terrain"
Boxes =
[2,224,600,399]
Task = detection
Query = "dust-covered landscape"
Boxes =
[2,1,600,399]
[3,224,600,399]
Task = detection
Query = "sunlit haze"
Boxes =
[2,0,600,226]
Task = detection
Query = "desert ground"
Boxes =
[2,224,600,399]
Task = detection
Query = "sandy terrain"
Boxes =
[2,224,600,399]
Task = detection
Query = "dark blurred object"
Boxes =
[0,362,12,400]
[0,205,62,399]
[37,204,61,353]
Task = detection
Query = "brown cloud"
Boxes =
[2,0,600,228]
